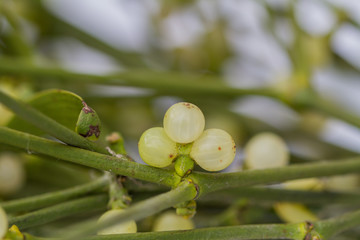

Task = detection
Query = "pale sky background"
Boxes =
[42,0,360,158]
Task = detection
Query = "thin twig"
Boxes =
[8,194,108,230]
[1,176,109,213]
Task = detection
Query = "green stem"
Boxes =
[25,156,97,188]
[23,208,360,240]
[314,208,360,239]
[292,90,360,129]
[203,187,360,205]
[0,90,107,154]
[0,58,279,99]
[64,180,198,239]
[81,208,360,240]
[8,194,108,230]
[1,176,109,213]
[85,223,306,240]
[23,234,52,240]
[304,94,360,129]
[191,156,360,195]
[22,225,302,240]
[2,58,360,131]
[0,2,33,58]
[0,127,180,187]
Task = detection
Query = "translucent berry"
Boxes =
[138,127,177,168]
[244,132,289,170]
[0,206,7,239]
[190,129,236,172]
[274,202,318,223]
[153,211,194,232]
[284,178,324,191]
[0,153,25,196]
[324,174,360,193]
[97,209,137,235]
[163,102,205,144]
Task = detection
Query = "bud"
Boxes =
[75,101,101,141]
[106,132,126,155]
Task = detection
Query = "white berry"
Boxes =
[274,203,318,223]
[190,129,236,172]
[244,132,289,170]
[0,206,7,239]
[324,174,360,193]
[283,178,324,191]
[163,102,205,144]
[138,127,177,168]
[153,211,194,232]
[97,209,137,235]
[0,153,25,196]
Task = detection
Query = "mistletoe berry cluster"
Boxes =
[138,102,236,174]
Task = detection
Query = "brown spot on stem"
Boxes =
[169,154,174,158]
[218,146,222,151]
[220,159,223,163]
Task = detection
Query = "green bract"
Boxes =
[7,89,83,136]
[174,155,194,177]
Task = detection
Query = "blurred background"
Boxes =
[1,0,360,167]
[1,0,360,238]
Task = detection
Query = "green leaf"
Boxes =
[7,89,83,136]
